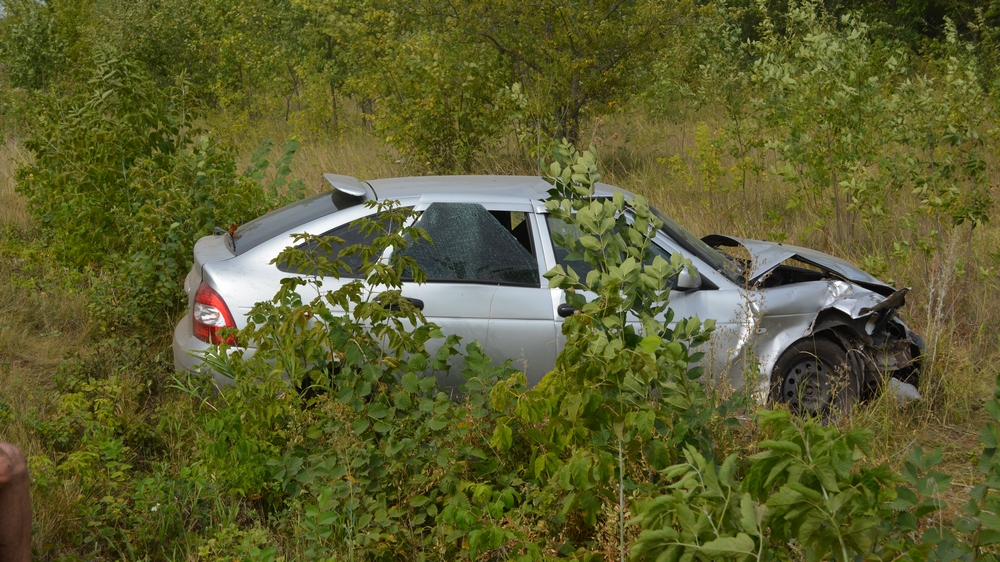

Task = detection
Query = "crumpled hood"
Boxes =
[703,234,896,296]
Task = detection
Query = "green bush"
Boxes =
[371,28,515,173]
[16,47,300,328]
[172,142,722,560]
[0,0,71,90]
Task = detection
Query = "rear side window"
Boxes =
[277,214,391,277]
[398,203,540,287]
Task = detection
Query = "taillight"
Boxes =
[192,282,238,345]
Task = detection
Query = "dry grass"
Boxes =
[210,112,411,195]
[0,138,31,232]
[0,137,93,555]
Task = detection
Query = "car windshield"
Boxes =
[648,205,743,284]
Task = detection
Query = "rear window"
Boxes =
[230,189,365,255]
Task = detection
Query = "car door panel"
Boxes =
[399,283,558,388]
[542,217,757,391]
[396,203,558,389]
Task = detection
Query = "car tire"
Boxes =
[771,337,860,417]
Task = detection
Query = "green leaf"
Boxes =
[491,424,513,452]
[739,494,761,537]
[401,372,420,394]
[639,335,662,353]
[700,533,756,557]
[578,235,602,252]
[569,454,592,489]
[407,354,427,372]
[351,418,369,434]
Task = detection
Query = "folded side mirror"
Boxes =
[675,268,702,291]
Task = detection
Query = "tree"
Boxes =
[0,0,75,90]
[752,5,902,246]
[438,0,694,142]
[292,0,401,133]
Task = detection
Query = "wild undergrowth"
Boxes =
[6,133,1000,559]
[3,3,1000,556]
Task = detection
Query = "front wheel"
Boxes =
[771,337,859,416]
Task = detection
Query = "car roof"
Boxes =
[231,175,628,255]
[368,175,625,201]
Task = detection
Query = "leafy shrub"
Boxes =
[173,140,724,560]
[16,47,301,327]
[372,28,514,172]
[0,0,70,90]
[185,200,534,557]
[630,376,1000,561]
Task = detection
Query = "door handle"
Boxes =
[383,297,424,311]
[557,303,577,318]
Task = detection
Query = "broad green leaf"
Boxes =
[700,533,756,557]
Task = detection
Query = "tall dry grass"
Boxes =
[0,138,93,553]
[0,138,31,232]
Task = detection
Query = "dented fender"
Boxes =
[720,280,921,399]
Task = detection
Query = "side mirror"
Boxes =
[675,268,702,291]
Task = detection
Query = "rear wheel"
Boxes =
[771,337,859,416]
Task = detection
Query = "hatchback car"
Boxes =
[173,174,922,413]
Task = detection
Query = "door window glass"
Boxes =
[277,213,397,277]
[399,203,540,287]
[546,215,674,286]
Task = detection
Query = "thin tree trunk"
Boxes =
[331,82,339,135]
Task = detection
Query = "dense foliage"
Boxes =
[5,0,996,170]
[15,48,302,326]
[4,0,1000,559]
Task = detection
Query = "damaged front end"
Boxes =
[807,288,923,399]
[704,235,924,402]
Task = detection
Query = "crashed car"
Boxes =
[173,174,922,414]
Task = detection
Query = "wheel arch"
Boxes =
[772,306,888,408]
[769,335,862,414]
[808,309,871,345]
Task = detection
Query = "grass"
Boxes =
[0,138,31,232]
[3,105,1000,558]
[0,138,95,554]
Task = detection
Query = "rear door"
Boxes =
[394,202,558,388]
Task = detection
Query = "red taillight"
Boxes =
[192,282,238,345]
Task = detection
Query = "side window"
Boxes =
[398,203,540,287]
[545,215,674,286]
[277,213,393,277]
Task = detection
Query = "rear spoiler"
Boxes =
[324,173,377,202]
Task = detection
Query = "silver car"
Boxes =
[173,174,922,413]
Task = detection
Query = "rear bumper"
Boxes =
[173,313,208,371]
[173,313,250,389]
